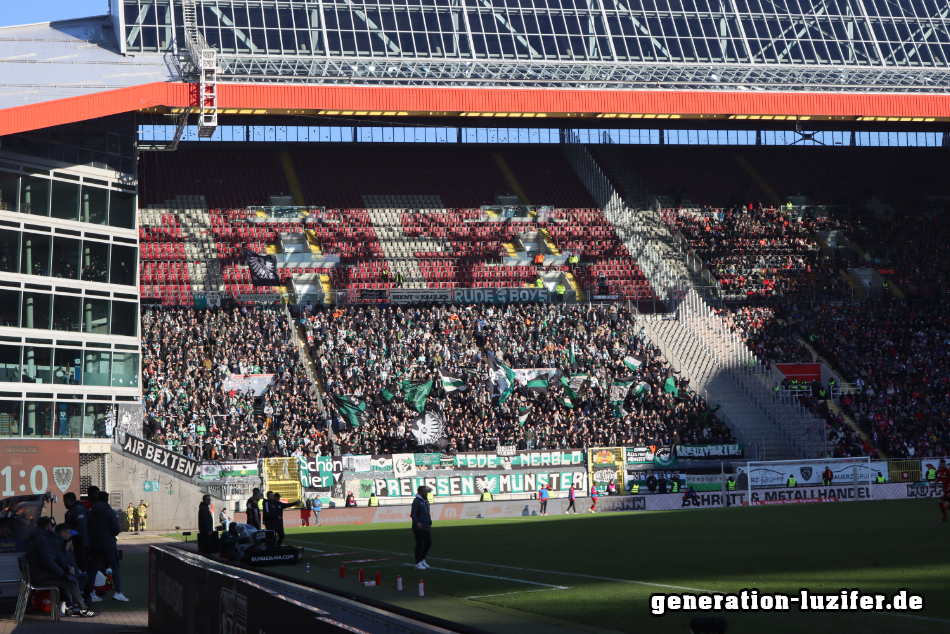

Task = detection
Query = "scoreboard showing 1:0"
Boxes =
[0,465,50,496]
[1,440,82,499]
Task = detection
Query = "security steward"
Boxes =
[246,488,264,530]
[535,276,544,288]
[369,492,380,507]
[787,474,797,488]
[395,271,404,288]
[568,253,579,272]
[125,504,135,532]
[137,500,149,531]
[822,466,833,486]
[263,491,300,547]
[726,476,736,491]
[555,282,566,303]
[480,489,493,501]
[534,252,545,266]
[875,472,885,484]
[426,488,435,503]
[628,481,640,494]
[927,465,937,481]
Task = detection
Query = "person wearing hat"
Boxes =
[410,485,433,570]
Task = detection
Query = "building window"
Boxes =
[22,346,53,384]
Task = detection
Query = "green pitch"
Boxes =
[208,499,950,634]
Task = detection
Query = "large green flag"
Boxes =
[399,379,433,413]
[698,405,721,422]
[332,394,370,428]
[379,387,395,402]
[663,376,679,398]
[525,377,550,393]
[562,382,581,408]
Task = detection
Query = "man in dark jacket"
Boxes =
[246,488,263,530]
[262,491,299,547]
[63,492,89,577]
[410,486,432,570]
[26,517,97,616]
[198,495,216,553]
[87,492,128,602]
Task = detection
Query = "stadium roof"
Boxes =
[2,1,950,137]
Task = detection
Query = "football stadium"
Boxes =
[1,1,950,633]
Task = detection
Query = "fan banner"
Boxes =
[452,449,586,470]
[243,248,280,286]
[676,444,745,459]
[370,469,587,498]
[452,287,550,304]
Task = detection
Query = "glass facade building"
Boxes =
[0,116,140,440]
[117,0,950,90]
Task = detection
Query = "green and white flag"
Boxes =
[488,356,517,404]
[564,374,588,392]
[439,368,468,393]
[624,355,645,372]
[332,394,371,428]
[561,381,581,408]
[379,387,395,402]
[633,381,650,399]
[610,380,633,418]
[663,376,679,398]
[518,405,532,427]
[525,376,550,392]
[399,379,433,413]
[610,380,633,404]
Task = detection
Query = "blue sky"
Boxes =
[0,1,109,28]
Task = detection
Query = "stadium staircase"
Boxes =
[565,143,824,459]
[365,208,429,289]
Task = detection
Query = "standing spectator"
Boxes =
[538,484,549,516]
[63,492,89,596]
[411,486,433,570]
[345,493,357,508]
[312,496,322,526]
[246,488,263,530]
[198,495,214,552]
[87,492,128,602]
[263,492,298,547]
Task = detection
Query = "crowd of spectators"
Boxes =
[716,306,812,364]
[140,305,329,459]
[664,199,950,459]
[662,204,854,300]
[301,302,733,455]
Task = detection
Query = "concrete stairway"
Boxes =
[639,317,799,461]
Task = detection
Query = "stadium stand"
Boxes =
[301,302,733,454]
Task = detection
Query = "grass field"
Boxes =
[202,498,949,634]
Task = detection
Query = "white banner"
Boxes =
[512,368,559,386]
[391,453,417,477]
[342,455,372,472]
[221,373,276,395]
[874,481,946,501]
[742,460,889,488]
[746,484,872,505]
[389,289,452,304]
